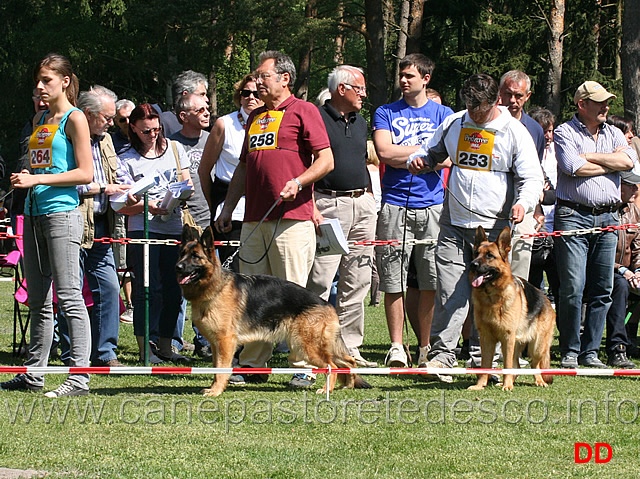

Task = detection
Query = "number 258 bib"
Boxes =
[455,127,496,171]
[247,110,284,152]
[29,124,59,169]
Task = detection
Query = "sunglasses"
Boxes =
[191,106,208,115]
[117,117,129,124]
[241,89,259,98]
[133,125,162,135]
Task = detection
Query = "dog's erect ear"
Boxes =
[200,226,216,257]
[181,224,199,246]
[474,226,488,253]
[497,226,512,260]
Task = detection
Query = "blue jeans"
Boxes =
[172,298,210,350]
[22,211,91,389]
[554,206,618,359]
[59,217,121,363]
[172,298,187,350]
[128,231,182,339]
[82,216,120,362]
[606,272,631,352]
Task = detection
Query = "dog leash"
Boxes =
[400,175,414,367]
[431,168,508,221]
[0,189,14,203]
[221,196,285,269]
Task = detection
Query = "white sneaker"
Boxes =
[417,345,431,367]
[120,307,133,324]
[385,343,408,367]
[44,381,89,398]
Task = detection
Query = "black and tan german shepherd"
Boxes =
[468,226,555,391]
[175,225,370,397]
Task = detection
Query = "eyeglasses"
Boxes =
[191,106,208,115]
[133,124,161,135]
[99,112,117,123]
[117,117,129,124]
[241,89,259,98]
[344,84,367,95]
[254,72,281,82]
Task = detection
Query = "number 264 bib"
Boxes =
[247,110,284,152]
[29,124,59,169]
[455,127,496,171]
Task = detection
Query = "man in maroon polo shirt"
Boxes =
[216,50,334,387]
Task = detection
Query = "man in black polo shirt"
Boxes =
[307,65,378,368]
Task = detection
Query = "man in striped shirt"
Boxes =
[554,81,639,369]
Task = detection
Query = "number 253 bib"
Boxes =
[455,127,496,171]
[29,124,60,169]
[247,110,284,152]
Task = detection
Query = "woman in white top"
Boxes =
[199,74,264,270]
[118,103,192,363]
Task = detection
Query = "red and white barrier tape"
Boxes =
[1,366,640,377]
[1,222,639,248]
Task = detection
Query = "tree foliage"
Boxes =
[0,0,632,187]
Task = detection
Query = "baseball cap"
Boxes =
[620,169,640,185]
[574,81,616,104]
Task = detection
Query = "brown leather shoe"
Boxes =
[91,358,125,367]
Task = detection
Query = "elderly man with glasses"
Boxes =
[215,50,334,388]
[306,65,378,369]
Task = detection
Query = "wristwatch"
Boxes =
[99,183,106,194]
[292,178,303,192]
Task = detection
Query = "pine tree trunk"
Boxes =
[615,0,622,80]
[295,0,317,100]
[546,0,564,117]
[406,0,425,54]
[392,0,411,101]
[334,1,346,64]
[365,0,388,116]
[622,0,640,128]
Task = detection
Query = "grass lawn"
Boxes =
[0,278,639,478]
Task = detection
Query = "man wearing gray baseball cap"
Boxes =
[554,80,639,369]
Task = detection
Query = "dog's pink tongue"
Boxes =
[472,275,485,288]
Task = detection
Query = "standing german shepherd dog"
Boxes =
[468,226,555,391]
[175,225,370,397]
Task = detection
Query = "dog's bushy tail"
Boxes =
[352,375,373,389]
[333,336,372,389]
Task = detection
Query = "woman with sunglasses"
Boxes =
[199,74,264,271]
[117,103,192,363]
[1,53,94,397]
